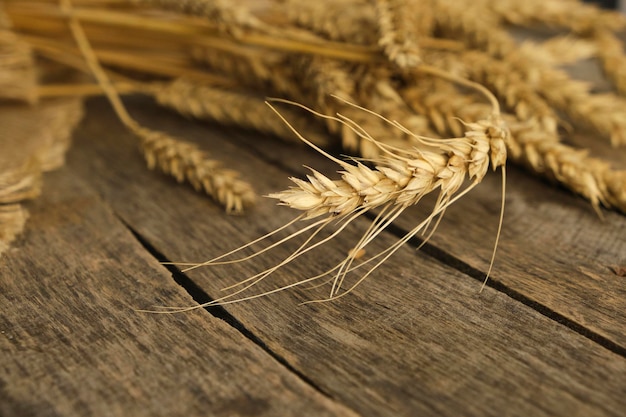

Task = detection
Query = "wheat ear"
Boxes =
[61,0,255,213]
[423,49,559,134]
[152,94,508,312]
[506,126,626,214]
[488,0,626,34]
[282,0,377,45]
[375,0,422,69]
[130,0,267,35]
[150,78,330,147]
[518,36,597,66]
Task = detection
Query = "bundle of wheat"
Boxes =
[1,0,625,300]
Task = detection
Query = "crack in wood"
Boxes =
[380,220,626,358]
[122,222,343,404]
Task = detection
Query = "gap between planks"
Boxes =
[120,220,335,400]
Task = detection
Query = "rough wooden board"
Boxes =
[67,98,626,417]
[226,109,626,350]
[0,168,358,417]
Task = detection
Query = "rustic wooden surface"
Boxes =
[1,97,625,417]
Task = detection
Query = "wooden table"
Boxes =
[1,97,625,416]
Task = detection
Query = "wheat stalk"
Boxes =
[153,93,508,311]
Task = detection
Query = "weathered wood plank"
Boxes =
[67,97,626,417]
[0,167,358,416]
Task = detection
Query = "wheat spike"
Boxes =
[518,36,597,66]
[134,125,255,214]
[488,0,626,34]
[433,0,515,56]
[190,45,299,98]
[130,0,267,35]
[283,0,377,45]
[423,49,559,134]
[375,0,424,69]
[159,98,508,310]
[506,125,626,214]
[151,78,330,147]
[431,5,626,147]
[269,99,507,219]
[403,80,492,137]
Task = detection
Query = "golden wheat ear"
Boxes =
[143,94,509,311]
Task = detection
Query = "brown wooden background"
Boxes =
[1,96,625,416]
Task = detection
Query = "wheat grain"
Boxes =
[0,159,42,204]
[603,170,626,213]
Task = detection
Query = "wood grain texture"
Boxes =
[65,97,626,417]
[0,166,358,417]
